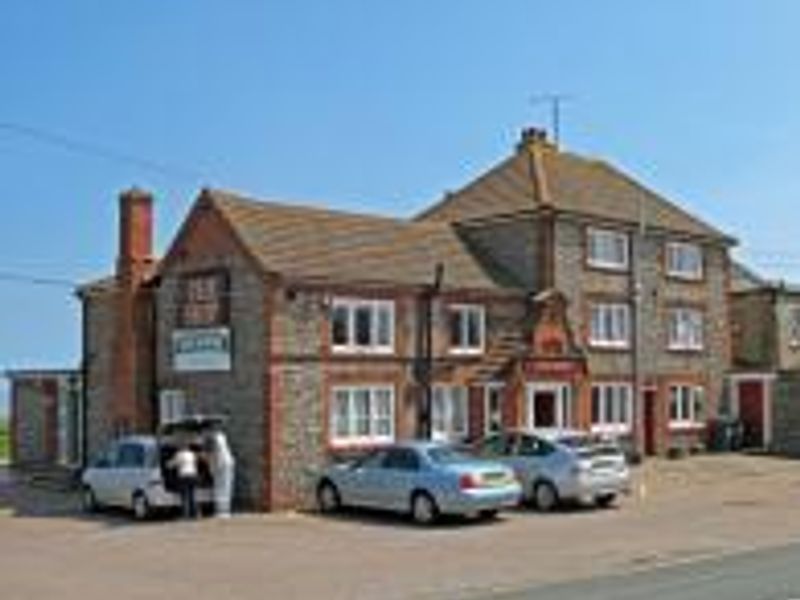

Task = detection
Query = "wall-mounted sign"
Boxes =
[172,327,232,372]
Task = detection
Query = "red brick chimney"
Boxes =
[112,188,155,434]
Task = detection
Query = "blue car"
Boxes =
[316,441,521,524]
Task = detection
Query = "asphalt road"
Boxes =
[495,542,800,600]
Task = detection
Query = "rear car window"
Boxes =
[426,446,473,465]
[556,435,622,458]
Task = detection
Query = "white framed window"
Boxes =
[484,383,504,435]
[432,385,469,442]
[587,227,630,271]
[591,383,632,434]
[789,305,800,348]
[668,308,704,350]
[331,298,394,354]
[589,303,630,348]
[330,386,395,446]
[159,389,187,425]
[666,241,703,280]
[448,304,485,354]
[669,385,705,428]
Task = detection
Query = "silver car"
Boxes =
[475,429,631,511]
[315,441,521,524]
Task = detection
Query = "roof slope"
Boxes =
[417,135,732,242]
[206,190,521,291]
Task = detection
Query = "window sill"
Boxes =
[585,261,630,274]
[329,437,394,450]
[331,346,395,356]
[668,421,706,431]
[448,348,484,357]
[667,345,704,354]
[590,424,631,436]
[588,342,631,352]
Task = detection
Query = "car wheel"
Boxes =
[81,486,99,513]
[411,492,439,525]
[478,509,499,521]
[533,481,559,512]
[316,481,342,514]
[595,493,617,509]
[131,492,151,521]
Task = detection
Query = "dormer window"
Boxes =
[587,227,629,271]
[666,241,703,280]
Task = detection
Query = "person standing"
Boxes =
[209,430,235,518]
[169,443,199,519]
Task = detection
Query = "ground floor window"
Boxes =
[330,386,394,446]
[484,384,504,434]
[669,385,705,428]
[159,389,187,426]
[432,385,468,442]
[591,383,632,434]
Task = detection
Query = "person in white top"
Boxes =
[208,430,235,518]
[169,443,199,519]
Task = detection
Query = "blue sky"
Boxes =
[2,1,800,414]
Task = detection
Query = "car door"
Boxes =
[87,444,118,505]
[378,448,422,511]
[114,442,147,506]
[338,450,386,508]
[509,434,552,493]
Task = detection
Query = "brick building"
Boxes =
[6,369,83,468]
[80,129,735,510]
[729,262,800,453]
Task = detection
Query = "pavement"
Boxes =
[1,454,800,599]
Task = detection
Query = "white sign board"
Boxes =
[172,327,232,372]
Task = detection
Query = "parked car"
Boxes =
[473,428,630,511]
[80,416,224,519]
[315,441,522,524]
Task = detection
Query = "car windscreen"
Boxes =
[426,446,474,465]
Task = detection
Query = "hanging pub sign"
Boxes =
[172,270,232,372]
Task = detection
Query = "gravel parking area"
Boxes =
[2,454,800,599]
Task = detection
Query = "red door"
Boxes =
[738,381,765,448]
[534,391,556,427]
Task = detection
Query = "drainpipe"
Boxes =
[418,263,444,440]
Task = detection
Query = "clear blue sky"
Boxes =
[2,1,800,414]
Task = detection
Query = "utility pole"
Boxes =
[530,94,572,146]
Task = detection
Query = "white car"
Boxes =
[81,420,220,520]
[475,428,631,511]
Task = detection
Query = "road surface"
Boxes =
[497,541,800,600]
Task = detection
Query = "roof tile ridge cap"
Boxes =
[589,159,730,241]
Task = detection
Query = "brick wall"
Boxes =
[84,292,118,460]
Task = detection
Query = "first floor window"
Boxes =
[484,384,504,434]
[666,241,703,280]
[668,308,704,350]
[587,227,630,271]
[669,385,705,427]
[448,304,485,353]
[331,298,394,353]
[159,390,187,425]
[589,302,630,348]
[330,386,394,446]
[591,383,632,433]
[432,385,468,441]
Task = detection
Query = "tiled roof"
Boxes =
[417,136,733,242]
[205,189,522,291]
